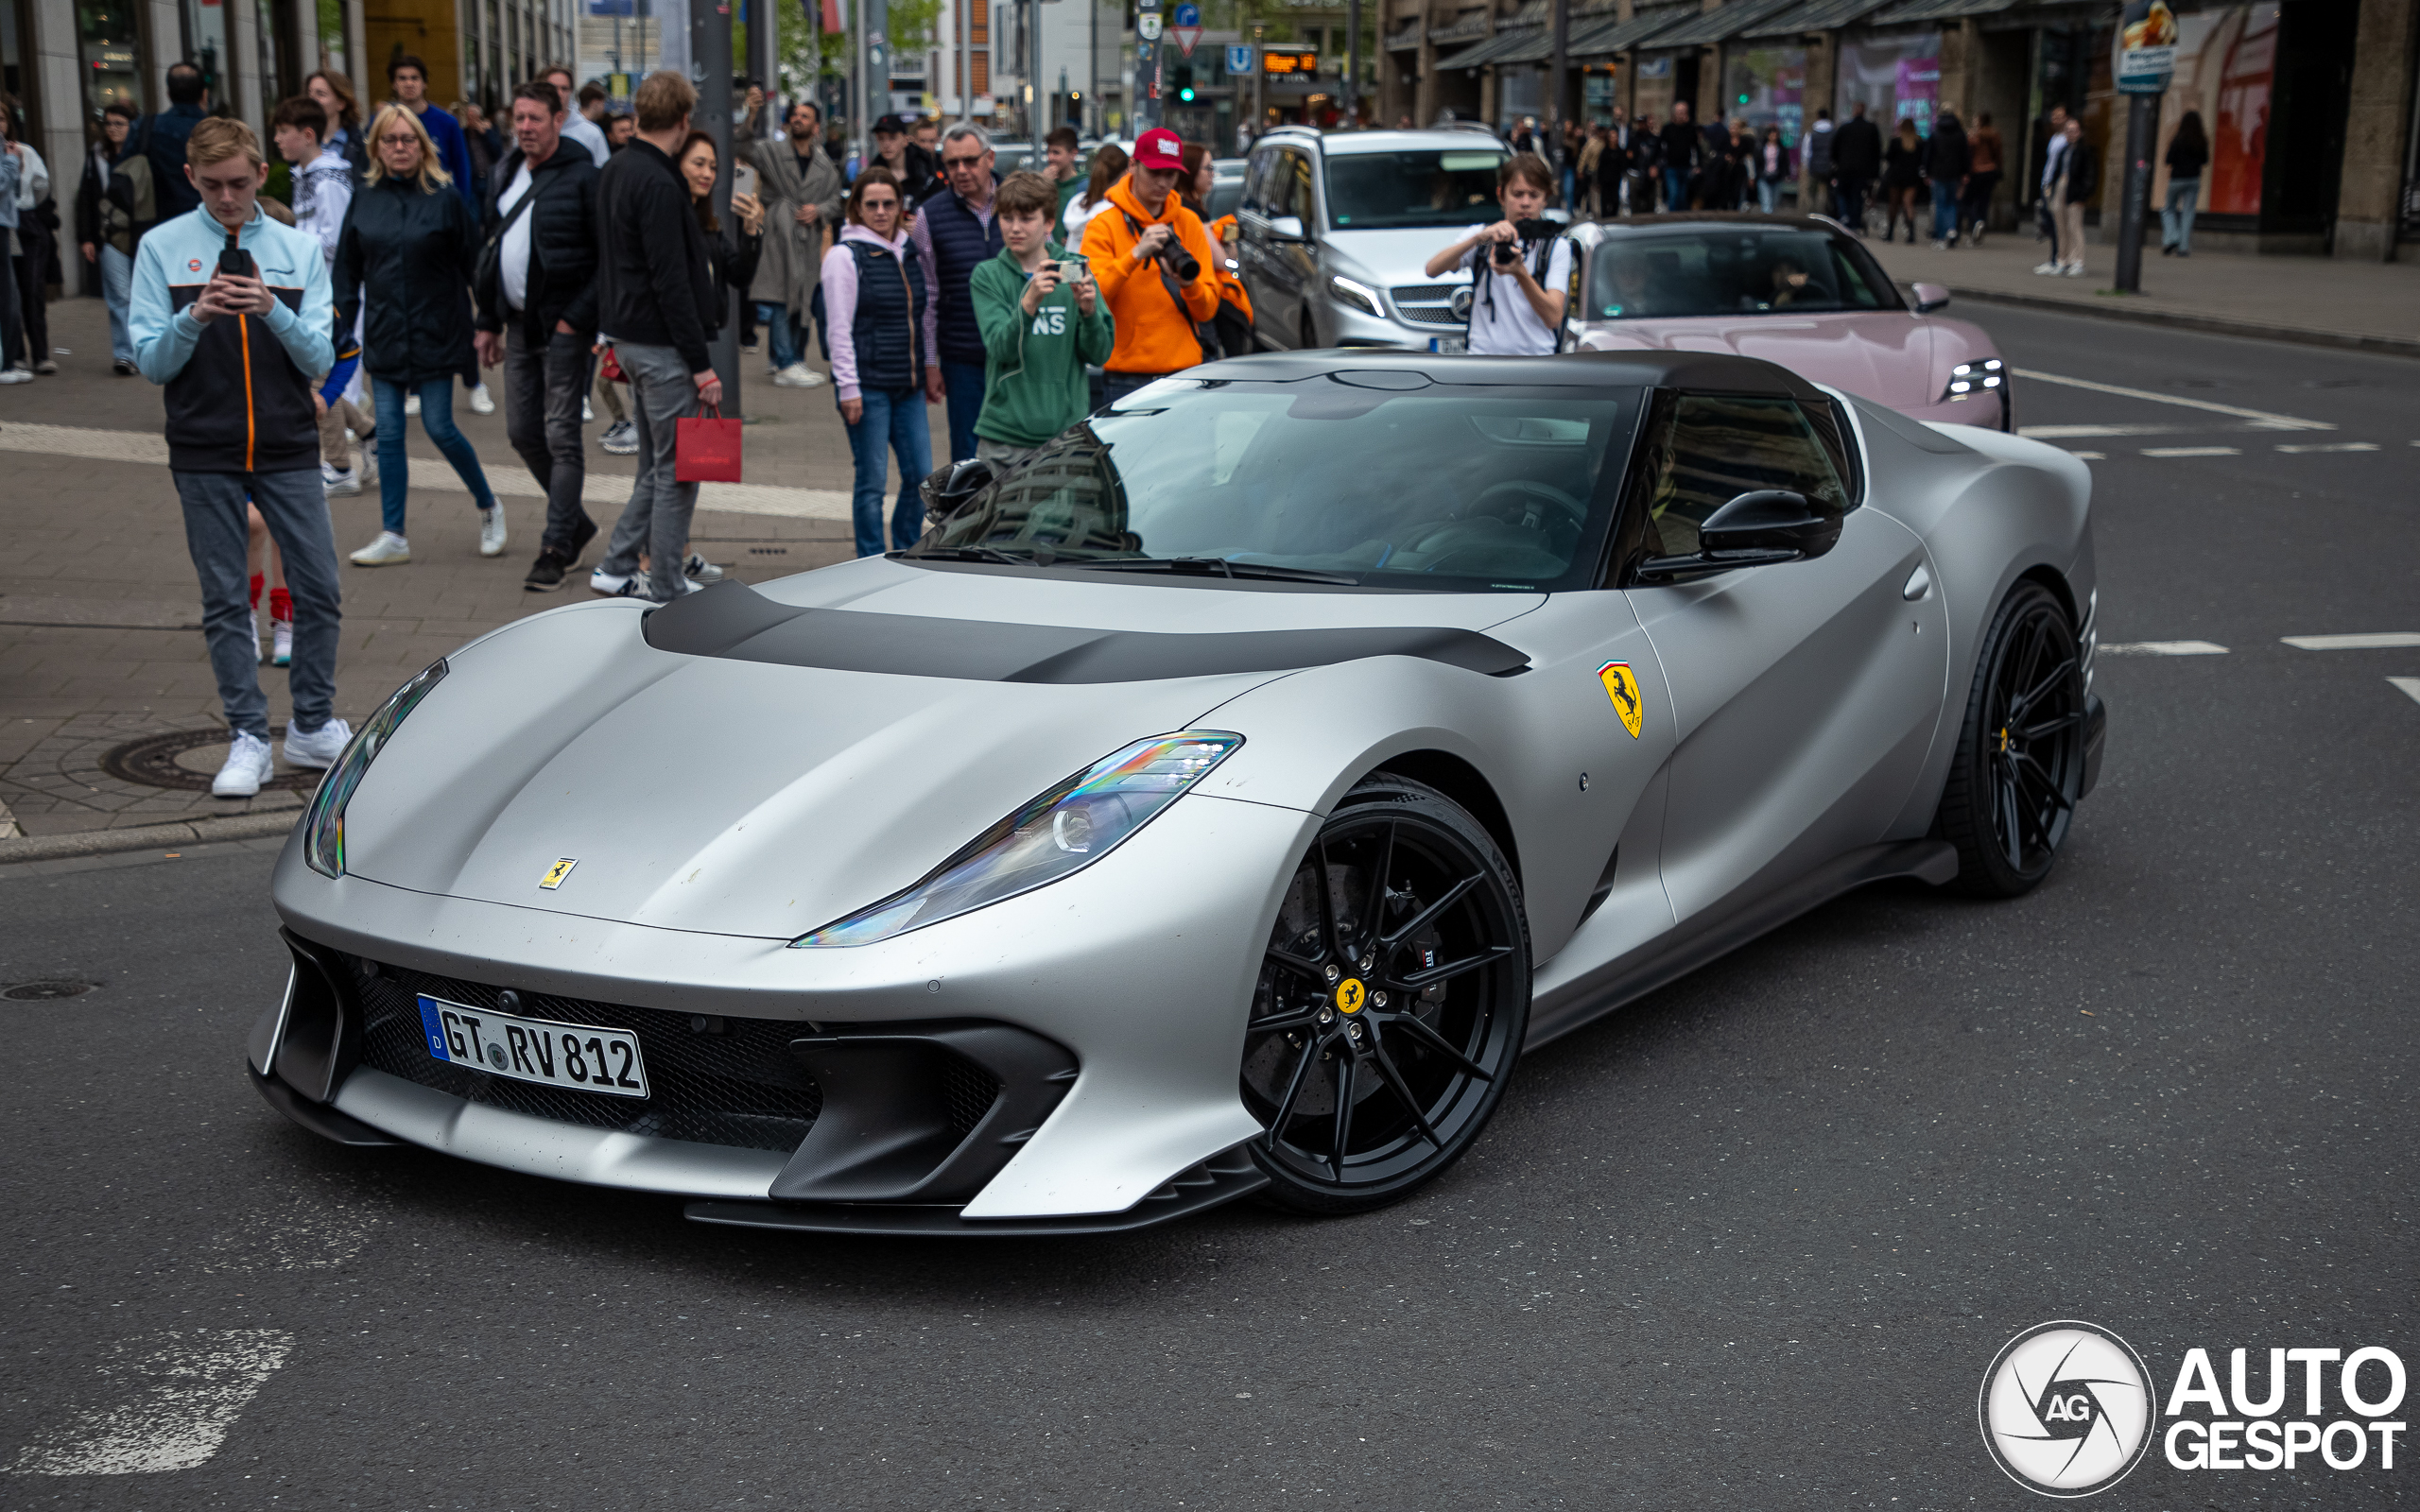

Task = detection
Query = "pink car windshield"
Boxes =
[1590,229,1899,321]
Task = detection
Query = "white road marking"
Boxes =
[2141,446,2242,457]
[2100,640,2230,656]
[2282,632,2420,650]
[2066,451,2107,460]
[9,1331,294,1475]
[2390,677,2420,707]
[2273,442,2379,453]
[0,422,854,522]
[2011,369,2333,430]
[2018,423,2188,438]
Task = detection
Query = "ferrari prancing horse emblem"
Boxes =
[1334,978,1366,1014]
[1598,662,1645,739]
[539,858,579,890]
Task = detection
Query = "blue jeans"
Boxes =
[99,244,136,363]
[1930,180,1961,241]
[756,301,803,369]
[1757,179,1782,214]
[372,375,497,536]
[1662,167,1690,211]
[172,466,342,741]
[843,386,931,557]
[941,359,986,464]
[2162,178,2200,250]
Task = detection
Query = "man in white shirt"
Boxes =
[543,66,612,168]
[474,80,606,591]
[1422,153,1571,356]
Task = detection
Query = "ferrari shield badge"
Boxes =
[1598,662,1645,739]
[539,858,579,890]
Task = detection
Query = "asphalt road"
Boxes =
[3,303,2415,1511]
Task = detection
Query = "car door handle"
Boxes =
[1902,565,1933,601]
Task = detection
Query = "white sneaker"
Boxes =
[469,382,495,415]
[599,421,639,455]
[2033,261,2061,275]
[351,531,411,566]
[322,461,361,497]
[405,392,422,417]
[2063,262,2085,277]
[591,564,641,595]
[212,730,275,798]
[771,363,827,388]
[283,717,353,770]
[272,619,293,667]
[683,553,724,583]
[479,505,508,558]
[582,397,594,422]
[0,369,32,385]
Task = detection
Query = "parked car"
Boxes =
[251,348,2101,1236]
[1564,213,2014,430]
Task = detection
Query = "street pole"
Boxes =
[1342,0,1358,127]
[693,0,739,410]
[1252,22,1262,140]
[1030,0,1044,149]
[747,0,771,115]
[1088,0,1097,136]
[2111,90,2158,294]
[1547,0,1567,168]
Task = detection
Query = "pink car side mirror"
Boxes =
[1910,282,1951,315]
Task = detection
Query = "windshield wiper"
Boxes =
[908,544,1028,564]
[1075,558,1361,586]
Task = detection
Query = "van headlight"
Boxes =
[793,731,1242,947]
[1944,357,2005,401]
[1328,274,1383,318]
[302,658,447,879]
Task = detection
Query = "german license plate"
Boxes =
[1428,335,1467,354]
[416,994,649,1099]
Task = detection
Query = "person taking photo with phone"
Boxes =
[1423,152,1570,356]
[969,169,1112,472]
[128,115,348,799]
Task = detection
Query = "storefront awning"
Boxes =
[1436,27,1539,68]
[1736,0,1900,40]
[1568,1,1696,57]
[1862,0,2019,21]
[1639,0,1806,49]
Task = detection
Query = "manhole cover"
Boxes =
[99,727,320,793]
[4,980,96,1001]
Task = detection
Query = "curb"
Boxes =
[1940,284,2420,360]
[0,809,299,865]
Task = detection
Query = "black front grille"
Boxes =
[351,960,822,1153]
[942,1055,1002,1139]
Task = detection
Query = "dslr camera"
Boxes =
[1144,232,1200,284]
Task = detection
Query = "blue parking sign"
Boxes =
[1227,43,1253,74]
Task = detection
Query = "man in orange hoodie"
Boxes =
[1080,128,1222,404]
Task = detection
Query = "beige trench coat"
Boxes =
[745,134,845,314]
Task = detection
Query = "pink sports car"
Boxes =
[1563,213,2011,431]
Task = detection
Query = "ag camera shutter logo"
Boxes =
[1979,1321,2156,1497]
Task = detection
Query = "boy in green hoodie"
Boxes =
[971,170,1115,470]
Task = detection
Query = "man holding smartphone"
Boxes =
[1422,153,1570,356]
[129,116,346,799]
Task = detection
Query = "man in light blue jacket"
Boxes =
[130,115,349,799]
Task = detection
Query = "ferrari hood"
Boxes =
[338,561,1541,940]
[1573,312,1939,408]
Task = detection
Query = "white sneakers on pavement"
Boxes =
[0,368,31,386]
[322,460,361,497]
[2062,262,2085,277]
[598,421,639,455]
[683,554,724,583]
[2032,261,2061,275]
[352,531,411,566]
[479,506,508,558]
[592,565,703,601]
[213,732,276,798]
[284,717,354,770]
[590,564,640,595]
[468,382,495,415]
[582,397,594,422]
[770,364,827,388]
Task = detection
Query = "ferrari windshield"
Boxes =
[1323,149,1508,230]
[907,378,1635,592]
[1586,228,1902,319]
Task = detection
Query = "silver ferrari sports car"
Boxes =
[251,349,2105,1235]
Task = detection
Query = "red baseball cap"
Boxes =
[1132,128,1185,172]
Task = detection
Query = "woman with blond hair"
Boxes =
[331,103,501,566]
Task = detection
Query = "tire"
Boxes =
[1240,775,1530,1214]
[1934,580,2088,897]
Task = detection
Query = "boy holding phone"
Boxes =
[1423,152,1570,355]
[969,170,1114,471]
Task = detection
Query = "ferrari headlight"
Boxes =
[1328,273,1383,318]
[1945,357,2005,400]
[302,658,447,879]
[793,730,1243,948]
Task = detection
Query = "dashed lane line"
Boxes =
[2010,369,2334,430]
[2066,451,2107,460]
[2282,632,2420,650]
[2273,442,2380,454]
[2101,641,2230,656]
[2141,447,2241,457]
[7,1330,295,1475]
[2390,678,2420,707]
[2020,423,2191,438]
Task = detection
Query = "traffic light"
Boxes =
[1173,61,1195,101]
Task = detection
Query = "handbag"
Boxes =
[675,403,744,483]
[599,345,627,385]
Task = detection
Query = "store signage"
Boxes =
[1262,45,1318,75]
[2116,0,2177,94]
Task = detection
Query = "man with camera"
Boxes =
[1422,153,1570,357]
[1079,128,1220,405]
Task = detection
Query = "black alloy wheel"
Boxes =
[1240,775,1530,1213]
[1936,580,2087,897]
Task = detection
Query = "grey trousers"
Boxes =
[597,340,701,601]
[173,467,343,740]
[504,323,596,559]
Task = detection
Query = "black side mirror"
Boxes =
[1635,490,1841,583]
[919,457,995,527]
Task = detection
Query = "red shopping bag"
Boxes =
[676,404,744,483]
[598,345,627,385]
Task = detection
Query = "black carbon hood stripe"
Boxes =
[641,580,1530,683]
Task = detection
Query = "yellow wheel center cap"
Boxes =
[1334,978,1367,1014]
[1997,726,2011,752]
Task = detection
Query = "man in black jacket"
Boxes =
[590,69,722,604]
[475,79,603,591]
[1657,101,1703,212]
[1830,101,1883,235]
